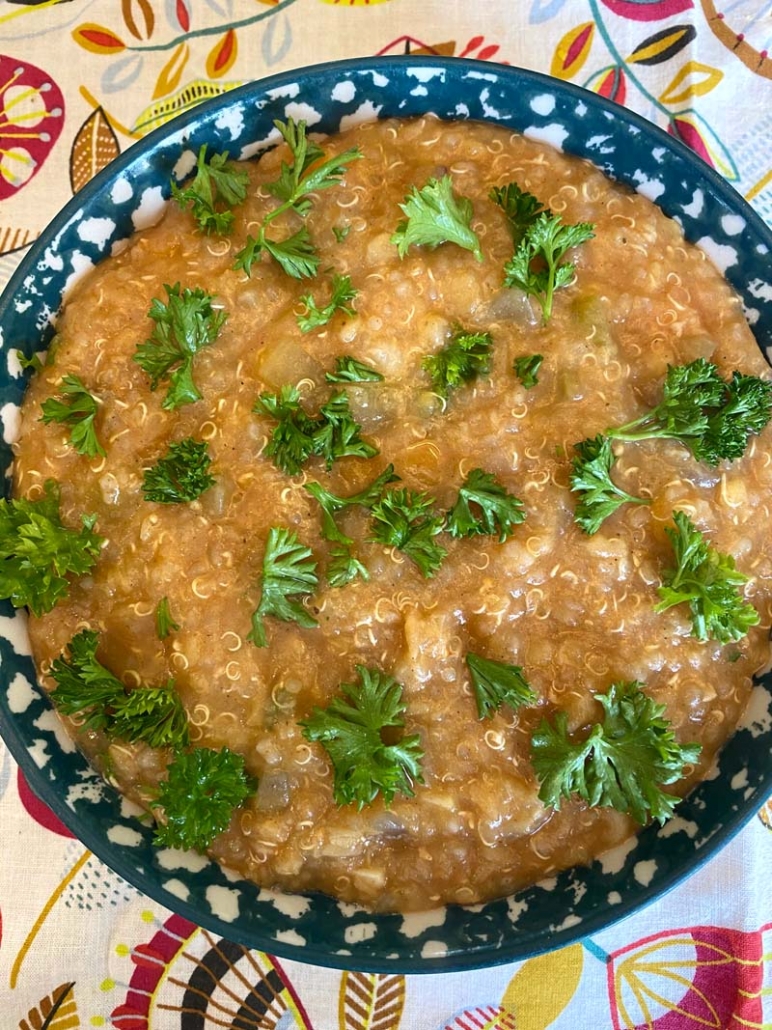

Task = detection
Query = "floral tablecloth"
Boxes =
[2,1,772,1027]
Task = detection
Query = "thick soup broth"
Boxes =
[13,116,772,912]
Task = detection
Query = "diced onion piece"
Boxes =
[483,288,538,327]
[257,338,324,390]
[255,771,291,812]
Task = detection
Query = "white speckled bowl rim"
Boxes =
[1,57,771,973]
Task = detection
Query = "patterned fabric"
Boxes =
[1,1,771,1026]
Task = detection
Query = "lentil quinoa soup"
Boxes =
[12,115,772,912]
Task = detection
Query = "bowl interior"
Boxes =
[1,56,772,973]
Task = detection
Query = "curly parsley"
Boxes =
[133,283,227,410]
[370,488,447,578]
[467,653,536,719]
[570,434,650,535]
[423,325,493,400]
[0,480,102,616]
[142,438,215,504]
[300,665,424,808]
[606,358,772,466]
[40,374,105,458]
[495,181,594,324]
[391,174,483,261]
[254,386,377,475]
[446,468,525,542]
[49,629,189,749]
[234,118,361,279]
[248,526,319,647]
[171,145,250,235]
[152,747,255,852]
[656,510,759,643]
[532,680,701,826]
[297,273,358,333]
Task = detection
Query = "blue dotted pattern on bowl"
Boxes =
[1,57,771,973]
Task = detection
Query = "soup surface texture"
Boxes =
[13,116,772,912]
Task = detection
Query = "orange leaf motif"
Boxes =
[122,0,155,40]
[153,42,190,100]
[338,971,406,1030]
[206,29,238,79]
[73,23,126,55]
[458,36,503,61]
[412,41,456,56]
[18,981,79,1030]
[69,107,121,194]
[550,22,595,79]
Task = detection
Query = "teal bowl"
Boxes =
[1,56,771,972]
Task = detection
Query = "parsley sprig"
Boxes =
[423,325,493,400]
[16,350,44,372]
[156,596,180,640]
[51,630,254,853]
[606,358,772,466]
[467,653,536,719]
[570,434,650,535]
[234,118,361,279]
[49,629,189,749]
[298,273,358,333]
[495,182,594,323]
[655,510,759,642]
[306,465,400,541]
[447,468,525,542]
[254,386,377,474]
[236,226,319,280]
[531,680,701,825]
[306,465,400,586]
[314,392,378,469]
[300,665,424,808]
[152,746,255,852]
[513,354,543,389]
[370,488,447,578]
[504,214,595,324]
[143,438,215,504]
[266,118,360,214]
[171,145,250,235]
[571,362,772,532]
[134,283,227,410]
[490,182,546,241]
[326,545,369,589]
[391,174,483,261]
[249,526,319,647]
[325,356,384,384]
[254,385,319,475]
[40,374,105,458]
[0,480,102,616]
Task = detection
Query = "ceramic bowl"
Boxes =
[1,56,771,973]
